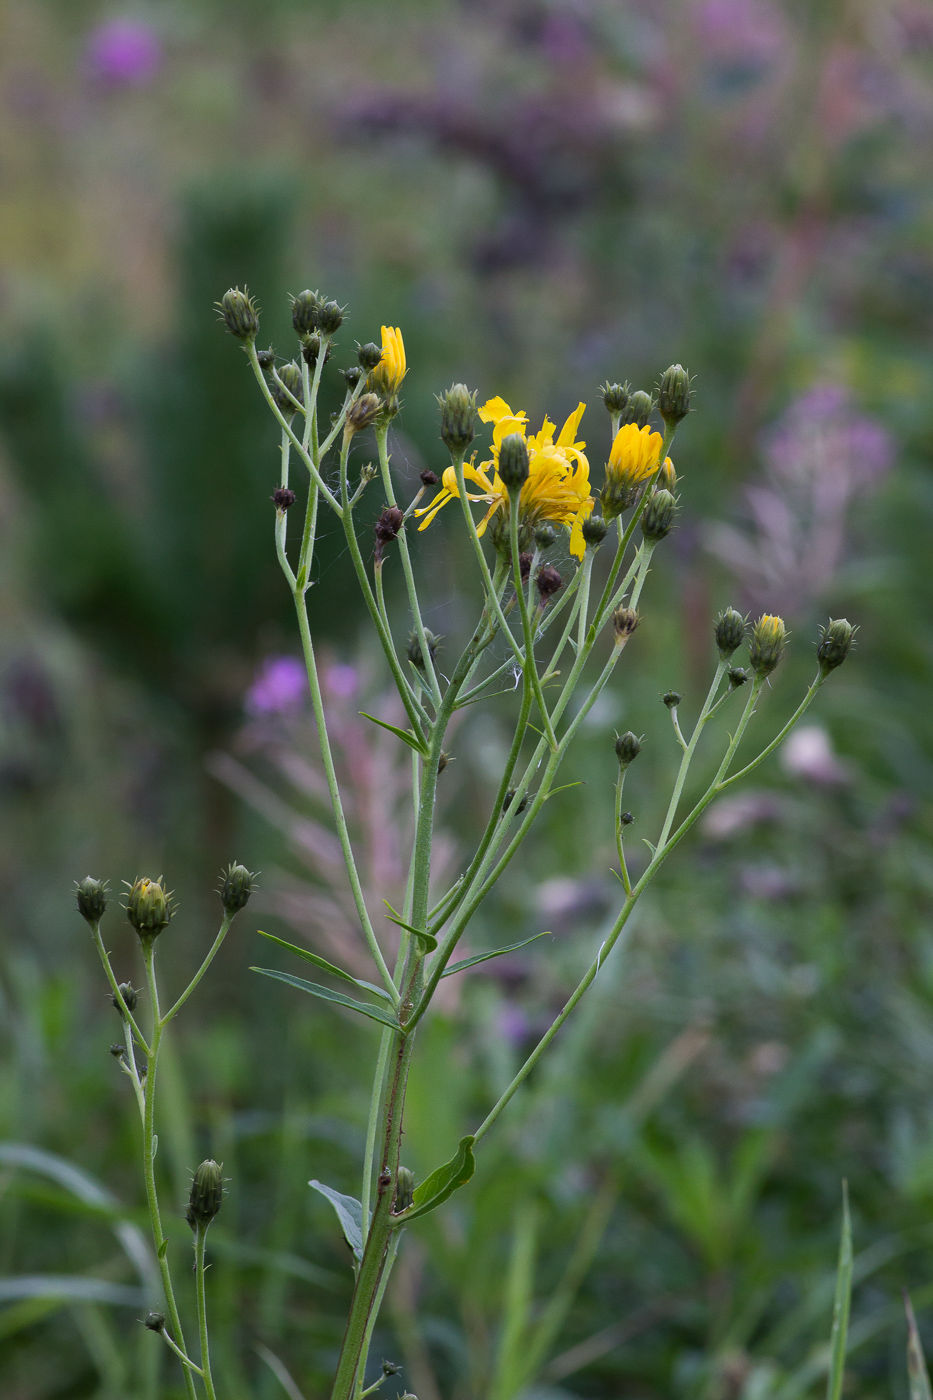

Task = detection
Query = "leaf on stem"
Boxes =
[826,1180,853,1400]
[382,902,438,953]
[309,1182,364,1262]
[393,1135,476,1224]
[250,969,399,1030]
[905,1292,932,1400]
[257,932,393,1001]
[441,931,552,978]
[359,712,428,756]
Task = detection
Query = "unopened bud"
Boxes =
[394,1166,415,1214]
[620,811,634,826]
[611,607,640,645]
[187,1160,224,1230]
[272,487,297,511]
[272,362,303,415]
[581,514,609,548]
[601,381,631,416]
[534,523,557,549]
[438,383,477,454]
[657,458,678,493]
[125,877,174,937]
[715,607,748,660]
[112,983,138,1015]
[75,876,108,925]
[382,1361,402,1377]
[317,299,345,334]
[110,1042,125,1058]
[291,290,321,336]
[301,334,331,367]
[256,347,275,371]
[657,364,693,426]
[420,469,439,486]
[407,630,440,670]
[662,690,681,709]
[357,342,383,371]
[620,390,653,428]
[503,788,529,814]
[345,393,381,433]
[144,1311,165,1333]
[749,615,788,677]
[640,489,676,543]
[437,750,451,775]
[614,731,642,767]
[497,433,530,492]
[536,564,563,600]
[218,287,259,341]
[220,863,257,915]
[727,667,749,688]
[519,551,533,582]
[817,618,856,677]
[342,366,363,389]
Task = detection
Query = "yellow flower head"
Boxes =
[416,396,594,559]
[600,423,667,519]
[748,614,788,678]
[370,326,407,398]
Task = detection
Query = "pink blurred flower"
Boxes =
[694,0,788,66]
[84,19,162,88]
[324,664,359,699]
[781,725,848,786]
[246,656,306,717]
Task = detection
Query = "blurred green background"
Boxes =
[2,1,933,1397]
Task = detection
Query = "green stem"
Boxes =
[656,661,726,851]
[161,914,234,1024]
[90,925,150,1054]
[159,1329,204,1377]
[614,769,632,898]
[195,1223,218,1400]
[246,344,341,515]
[508,489,558,750]
[276,429,296,587]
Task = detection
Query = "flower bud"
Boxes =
[382,1361,402,1378]
[272,361,303,415]
[272,487,297,511]
[301,333,331,367]
[407,630,440,670]
[502,788,528,813]
[817,618,856,677]
[497,433,530,492]
[657,458,678,493]
[614,731,642,767]
[186,1160,224,1230]
[518,551,534,582]
[662,690,681,709]
[620,811,634,826]
[317,299,345,334]
[291,289,321,336]
[220,863,257,915]
[534,523,557,549]
[144,1311,165,1333]
[728,666,749,688]
[256,347,275,371]
[75,876,109,925]
[420,469,439,486]
[342,366,363,389]
[620,390,653,428]
[345,393,382,433]
[640,489,677,543]
[714,607,748,660]
[536,564,563,600]
[657,364,693,426]
[601,381,631,416]
[581,513,609,548]
[748,614,788,677]
[125,877,174,937]
[438,383,477,454]
[110,1042,125,1058]
[357,342,383,371]
[611,607,640,645]
[374,506,404,564]
[394,1166,415,1214]
[113,982,138,1015]
[218,287,259,341]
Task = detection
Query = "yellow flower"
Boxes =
[370,326,407,398]
[416,396,594,559]
[600,423,667,519]
[749,614,788,677]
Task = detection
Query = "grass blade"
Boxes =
[826,1180,853,1400]
[905,1291,933,1400]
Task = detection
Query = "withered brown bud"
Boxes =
[536,564,563,600]
[420,469,439,486]
[519,551,533,583]
[611,607,640,644]
[272,487,297,511]
[374,506,405,564]
[345,393,381,433]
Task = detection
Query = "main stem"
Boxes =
[195,1223,218,1400]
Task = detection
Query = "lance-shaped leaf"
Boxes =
[441,931,551,978]
[393,1135,476,1224]
[826,1180,853,1400]
[251,968,400,1030]
[359,712,428,756]
[257,931,393,1001]
[309,1181,364,1262]
[905,1291,932,1400]
[383,901,438,953]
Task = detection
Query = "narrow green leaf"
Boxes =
[543,782,584,802]
[250,968,400,1030]
[394,1136,476,1224]
[309,1181,364,1262]
[382,902,438,952]
[257,932,393,1001]
[0,1276,144,1307]
[359,712,428,755]
[441,931,552,978]
[826,1180,853,1400]
[905,1291,932,1400]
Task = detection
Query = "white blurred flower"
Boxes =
[780,724,847,785]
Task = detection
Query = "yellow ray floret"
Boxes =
[370,326,407,397]
[607,423,664,484]
[416,396,594,558]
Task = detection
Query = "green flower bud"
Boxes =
[498,433,530,492]
[342,366,363,389]
[407,630,440,670]
[317,299,345,334]
[601,381,631,416]
[620,390,653,428]
[534,523,557,549]
[345,393,382,433]
[581,513,609,548]
[144,1311,165,1333]
[640,489,677,543]
[357,342,383,371]
[220,863,258,916]
[217,287,259,341]
[272,361,303,415]
[662,690,682,709]
[256,347,275,371]
[394,1166,415,1214]
[817,618,856,677]
[657,364,693,426]
[620,810,634,826]
[382,1361,402,1378]
[75,876,109,925]
[714,607,748,660]
[611,607,640,645]
[187,1160,224,1230]
[748,614,788,677]
[614,731,642,767]
[502,788,528,814]
[657,458,678,493]
[291,289,322,336]
[125,877,174,938]
[110,1042,125,1058]
[112,982,138,1015]
[727,666,749,688]
[438,383,477,454]
[301,333,330,367]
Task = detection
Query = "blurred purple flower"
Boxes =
[324,664,359,699]
[246,657,306,717]
[498,1002,530,1046]
[84,19,162,89]
[695,0,788,66]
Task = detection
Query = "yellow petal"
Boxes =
[556,402,586,449]
[479,396,517,425]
